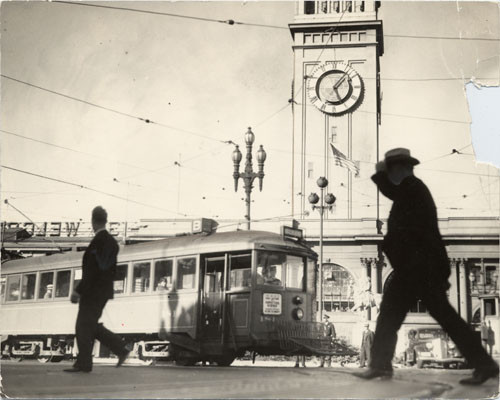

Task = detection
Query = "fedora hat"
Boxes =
[384,148,420,166]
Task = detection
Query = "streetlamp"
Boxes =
[232,127,267,230]
[308,177,336,321]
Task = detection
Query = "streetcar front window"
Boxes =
[21,273,37,300]
[229,254,251,289]
[39,272,54,300]
[285,256,305,290]
[256,252,284,287]
[177,257,196,289]
[6,275,20,302]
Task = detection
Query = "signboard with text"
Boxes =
[262,293,282,315]
[1,221,126,238]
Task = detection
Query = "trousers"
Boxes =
[359,345,371,367]
[75,296,126,370]
[371,272,493,371]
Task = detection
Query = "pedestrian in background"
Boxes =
[64,206,129,373]
[359,323,374,368]
[353,148,498,385]
[481,321,489,350]
[320,314,336,367]
[487,321,495,356]
[294,355,306,368]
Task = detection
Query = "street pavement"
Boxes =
[1,359,498,399]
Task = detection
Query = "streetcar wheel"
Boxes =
[215,355,235,367]
[175,357,197,366]
[143,357,154,366]
[37,356,51,363]
[50,356,64,363]
[10,357,22,362]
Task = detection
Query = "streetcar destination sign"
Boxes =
[262,293,282,315]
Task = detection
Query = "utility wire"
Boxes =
[3,199,66,252]
[421,144,473,163]
[1,74,232,145]
[1,165,192,217]
[53,0,289,30]
[51,1,500,41]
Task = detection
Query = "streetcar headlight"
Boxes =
[293,308,304,320]
[425,342,433,350]
[293,296,303,305]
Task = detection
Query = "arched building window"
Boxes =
[320,263,355,312]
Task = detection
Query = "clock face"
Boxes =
[307,62,364,116]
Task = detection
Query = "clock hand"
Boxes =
[333,73,347,90]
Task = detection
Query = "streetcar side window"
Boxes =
[177,257,196,289]
[256,251,284,287]
[132,261,151,293]
[21,273,37,300]
[229,254,251,289]
[55,270,71,298]
[0,277,6,302]
[6,275,20,302]
[39,272,54,300]
[154,259,173,291]
[73,268,82,292]
[113,264,128,294]
[286,256,305,290]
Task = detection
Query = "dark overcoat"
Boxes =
[371,172,450,288]
[76,230,118,301]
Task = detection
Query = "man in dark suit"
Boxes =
[64,206,129,373]
[353,148,498,385]
[359,323,374,368]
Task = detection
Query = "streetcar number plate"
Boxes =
[263,293,282,315]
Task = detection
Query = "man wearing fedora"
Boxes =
[353,148,498,385]
[359,323,374,368]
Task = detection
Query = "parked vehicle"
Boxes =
[403,327,466,369]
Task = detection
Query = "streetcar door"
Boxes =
[202,257,226,338]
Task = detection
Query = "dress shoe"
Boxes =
[352,367,393,380]
[64,366,91,373]
[116,350,130,367]
[459,365,499,385]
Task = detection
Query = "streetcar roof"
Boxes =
[1,230,316,273]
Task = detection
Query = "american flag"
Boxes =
[330,143,360,177]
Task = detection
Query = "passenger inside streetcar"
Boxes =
[43,284,53,299]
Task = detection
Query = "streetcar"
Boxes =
[1,228,333,366]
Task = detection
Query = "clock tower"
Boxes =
[289,0,383,220]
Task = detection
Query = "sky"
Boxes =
[1,1,499,225]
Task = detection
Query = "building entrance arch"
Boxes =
[322,263,356,312]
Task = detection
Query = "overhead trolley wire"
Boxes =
[1,165,193,217]
[51,1,500,41]
[52,1,289,30]
[0,74,233,145]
